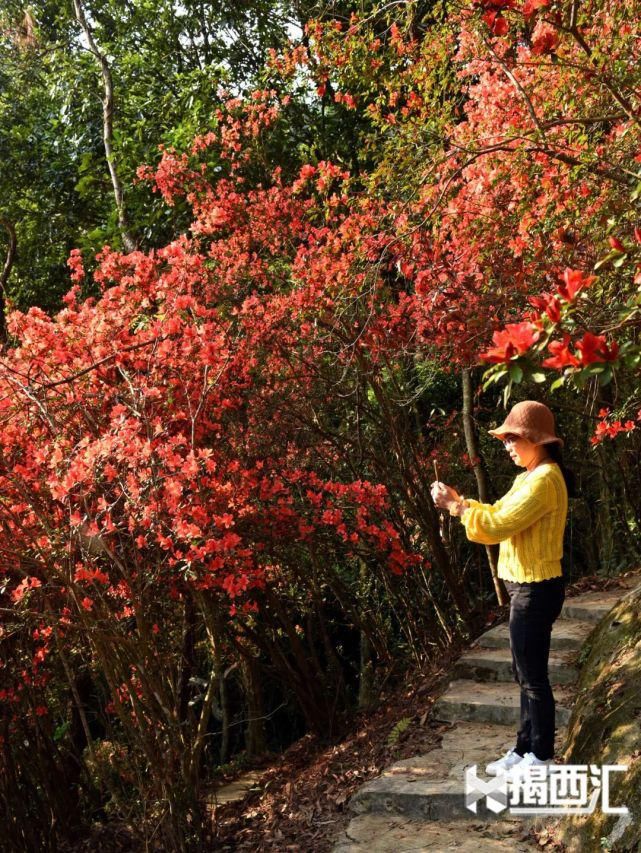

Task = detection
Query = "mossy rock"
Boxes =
[551,584,641,851]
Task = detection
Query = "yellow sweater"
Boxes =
[459,461,567,583]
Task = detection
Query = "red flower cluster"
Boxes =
[590,418,637,446]
[542,331,619,369]
[541,332,579,368]
[11,576,42,604]
[575,332,619,365]
[472,0,516,34]
[522,0,550,18]
[531,21,559,55]
[479,321,541,363]
[527,292,562,323]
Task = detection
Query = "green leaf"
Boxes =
[598,365,613,386]
[502,379,513,407]
[481,367,507,390]
[53,721,71,743]
[550,375,565,391]
[612,253,628,268]
[573,368,591,389]
[508,363,523,383]
[531,372,546,383]
[387,716,412,746]
[73,175,96,196]
[594,250,619,271]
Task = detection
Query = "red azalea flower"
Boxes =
[575,332,619,365]
[522,0,550,16]
[473,0,515,8]
[482,10,509,34]
[527,293,562,323]
[541,333,580,369]
[480,321,540,363]
[531,22,559,55]
[556,268,596,302]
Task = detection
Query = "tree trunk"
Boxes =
[241,655,267,757]
[177,591,197,727]
[365,366,473,631]
[72,0,136,252]
[357,559,374,710]
[462,368,508,605]
[0,217,16,346]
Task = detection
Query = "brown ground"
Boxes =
[211,659,457,851]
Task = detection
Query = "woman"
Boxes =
[430,400,577,778]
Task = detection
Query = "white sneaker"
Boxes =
[506,751,555,780]
[485,748,525,775]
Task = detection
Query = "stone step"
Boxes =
[432,680,574,727]
[204,770,263,807]
[476,618,592,651]
[334,574,641,851]
[333,813,538,851]
[347,721,567,826]
[560,584,639,622]
[561,600,615,623]
[453,647,578,685]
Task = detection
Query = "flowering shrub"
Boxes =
[2,1,641,846]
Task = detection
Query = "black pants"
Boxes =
[504,575,566,761]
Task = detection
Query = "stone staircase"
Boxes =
[332,575,641,852]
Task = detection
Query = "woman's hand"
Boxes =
[430,481,461,511]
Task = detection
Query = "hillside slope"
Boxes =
[551,583,641,851]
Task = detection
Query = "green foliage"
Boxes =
[386,715,412,746]
[0,0,302,310]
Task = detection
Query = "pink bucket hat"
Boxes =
[488,400,564,447]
